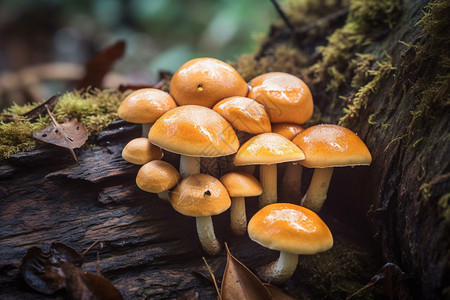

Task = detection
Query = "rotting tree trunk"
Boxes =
[0,0,448,299]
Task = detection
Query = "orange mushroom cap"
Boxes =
[272,123,305,140]
[247,72,313,125]
[121,137,163,165]
[136,160,180,193]
[170,174,231,217]
[292,124,372,168]
[118,88,177,124]
[169,58,248,108]
[234,133,305,166]
[213,96,271,134]
[148,105,239,157]
[220,172,262,197]
[248,203,333,255]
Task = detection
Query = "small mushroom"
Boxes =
[148,105,239,177]
[169,58,248,108]
[118,88,177,136]
[213,96,271,135]
[170,173,231,255]
[219,172,262,236]
[234,133,305,208]
[247,72,313,125]
[292,124,372,212]
[248,203,333,283]
[121,137,163,165]
[272,123,305,199]
[136,160,181,201]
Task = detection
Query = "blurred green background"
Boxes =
[0,0,277,84]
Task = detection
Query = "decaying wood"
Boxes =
[0,121,380,299]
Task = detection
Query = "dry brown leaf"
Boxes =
[33,105,88,162]
[264,284,298,299]
[221,244,272,300]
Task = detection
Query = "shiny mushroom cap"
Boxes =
[170,174,231,217]
[234,133,305,166]
[118,88,177,123]
[247,72,313,125]
[213,96,271,134]
[292,124,372,168]
[219,172,262,197]
[248,203,333,255]
[121,137,163,165]
[170,57,248,108]
[271,123,304,141]
[136,160,181,193]
[148,105,239,157]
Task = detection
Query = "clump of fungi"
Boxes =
[117,57,371,284]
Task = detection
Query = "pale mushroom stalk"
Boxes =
[157,190,170,202]
[230,197,247,236]
[196,216,221,255]
[259,164,277,208]
[301,167,334,212]
[258,251,299,284]
[179,155,201,177]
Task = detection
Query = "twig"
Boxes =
[202,257,221,300]
[269,0,295,31]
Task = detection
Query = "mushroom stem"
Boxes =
[180,155,201,177]
[157,190,170,202]
[301,167,334,212]
[281,163,302,198]
[142,123,152,137]
[230,197,247,236]
[258,251,298,284]
[196,216,221,255]
[259,164,277,208]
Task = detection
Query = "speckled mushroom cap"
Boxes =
[271,123,305,141]
[136,160,181,193]
[248,203,333,255]
[247,72,313,125]
[219,172,262,197]
[292,124,372,168]
[170,174,231,217]
[122,137,163,165]
[170,58,248,108]
[234,133,305,166]
[118,88,177,123]
[213,96,271,134]
[148,105,240,157]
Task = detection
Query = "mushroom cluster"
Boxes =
[117,57,372,283]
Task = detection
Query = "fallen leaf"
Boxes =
[264,284,298,299]
[22,94,60,120]
[77,40,126,89]
[20,242,84,294]
[62,262,123,300]
[33,105,88,162]
[221,243,272,300]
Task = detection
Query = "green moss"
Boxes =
[339,55,396,127]
[283,0,350,27]
[307,0,401,98]
[0,89,126,160]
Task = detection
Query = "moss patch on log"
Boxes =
[0,89,126,160]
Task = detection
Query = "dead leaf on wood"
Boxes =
[19,242,84,294]
[264,284,298,300]
[33,105,88,162]
[221,243,272,300]
[62,262,123,300]
[22,94,60,120]
[77,40,126,89]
